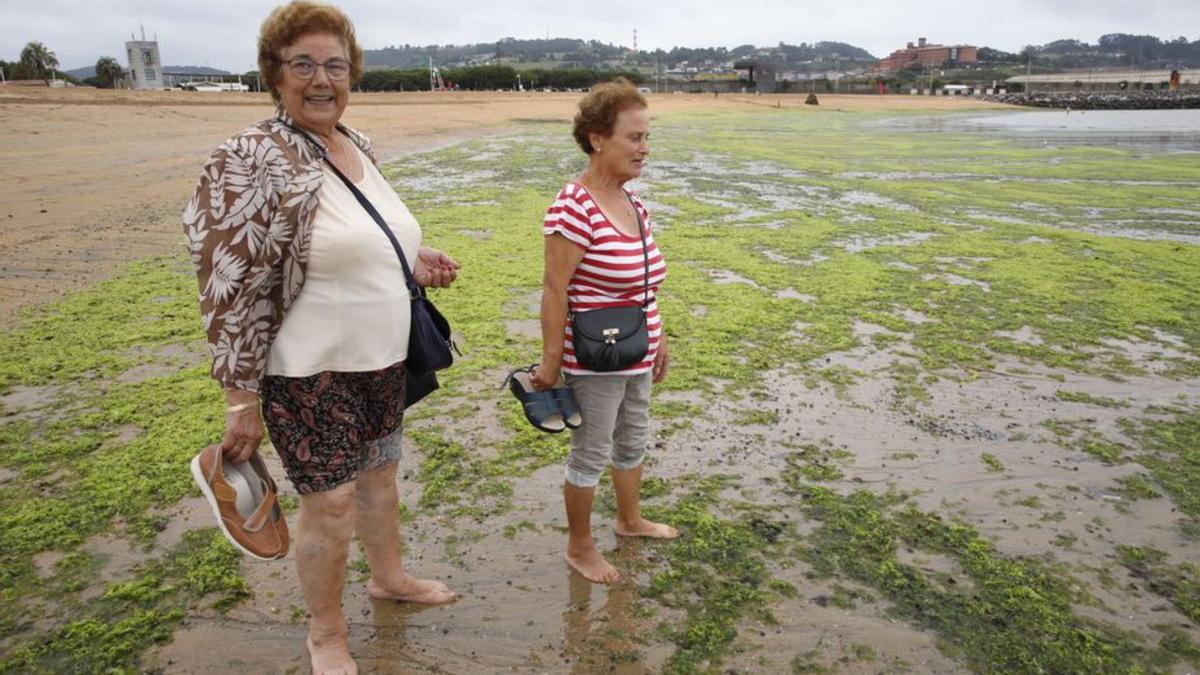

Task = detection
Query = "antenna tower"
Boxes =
[429,56,447,92]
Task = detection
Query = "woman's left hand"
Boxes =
[652,335,670,384]
[414,247,461,288]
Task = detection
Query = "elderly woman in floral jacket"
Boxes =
[183,2,458,672]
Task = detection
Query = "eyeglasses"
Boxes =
[284,57,352,81]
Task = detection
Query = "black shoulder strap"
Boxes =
[623,190,651,310]
[287,123,422,299]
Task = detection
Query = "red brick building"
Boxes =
[873,37,978,72]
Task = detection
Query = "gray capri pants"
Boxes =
[563,372,652,488]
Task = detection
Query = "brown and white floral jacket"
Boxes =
[183,108,376,392]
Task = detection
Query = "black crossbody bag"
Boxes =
[296,128,455,406]
[570,191,651,372]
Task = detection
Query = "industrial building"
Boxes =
[1006,69,1197,92]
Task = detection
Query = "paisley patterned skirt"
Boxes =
[261,360,406,494]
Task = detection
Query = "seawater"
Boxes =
[883,109,1200,152]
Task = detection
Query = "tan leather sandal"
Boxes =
[191,445,289,560]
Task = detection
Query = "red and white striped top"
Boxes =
[544,182,667,376]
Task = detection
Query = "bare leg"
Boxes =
[611,465,678,539]
[563,481,620,583]
[297,482,358,675]
[355,462,456,604]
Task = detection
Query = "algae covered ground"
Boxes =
[1,104,1198,673]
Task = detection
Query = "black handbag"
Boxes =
[317,139,455,407]
[570,191,651,372]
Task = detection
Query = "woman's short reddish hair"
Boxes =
[572,77,648,154]
[257,1,364,103]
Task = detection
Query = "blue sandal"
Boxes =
[505,366,566,433]
[551,386,582,429]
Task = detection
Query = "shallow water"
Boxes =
[885,108,1200,151]
[964,108,1200,134]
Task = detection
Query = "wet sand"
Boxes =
[0,88,1005,325]
[18,89,1196,674]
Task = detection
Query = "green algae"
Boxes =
[732,409,780,426]
[828,583,874,610]
[407,411,568,515]
[1153,624,1200,670]
[2,104,1198,672]
[1053,532,1079,548]
[1117,546,1200,625]
[397,112,1198,464]
[1043,406,1200,537]
[1113,474,1162,502]
[794,485,1165,673]
[500,519,538,539]
[790,649,831,674]
[649,113,1200,391]
[1056,390,1128,408]
[0,257,227,663]
[781,444,853,484]
[1119,408,1200,537]
[1014,495,1043,508]
[980,452,1005,473]
[641,482,791,673]
[0,367,222,589]
[1042,417,1135,465]
[1,530,245,674]
[1,609,184,675]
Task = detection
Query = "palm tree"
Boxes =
[95,56,124,89]
[20,42,59,84]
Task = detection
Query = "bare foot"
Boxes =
[307,633,357,675]
[366,576,457,605]
[616,518,679,539]
[565,546,620,583]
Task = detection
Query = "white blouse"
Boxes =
[266,143,421,377]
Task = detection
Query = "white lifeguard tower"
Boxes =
[126,26,164,90]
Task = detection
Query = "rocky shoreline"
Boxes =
[986,91,1200,110]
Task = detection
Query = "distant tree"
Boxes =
[814,41,874,60]
[1040,39,1089,54]
[730,44,757,60]
[242,71,263,93]
[442,64,518,90]
[358,68,428,91]
[95,56,124,88]
[1017,33,1200,68]
[977,47,1020,64]
[20,41,59,84]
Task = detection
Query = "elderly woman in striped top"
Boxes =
[531,78,677,583]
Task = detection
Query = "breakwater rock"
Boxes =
[986,92,1200,110]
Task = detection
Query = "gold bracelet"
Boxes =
[225,402,257,414]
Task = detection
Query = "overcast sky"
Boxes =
[3,0,1197,72]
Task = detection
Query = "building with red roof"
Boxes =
[873,37,977,73]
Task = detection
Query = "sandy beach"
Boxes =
[3,88,1197,674]
[0,88,1004,323]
